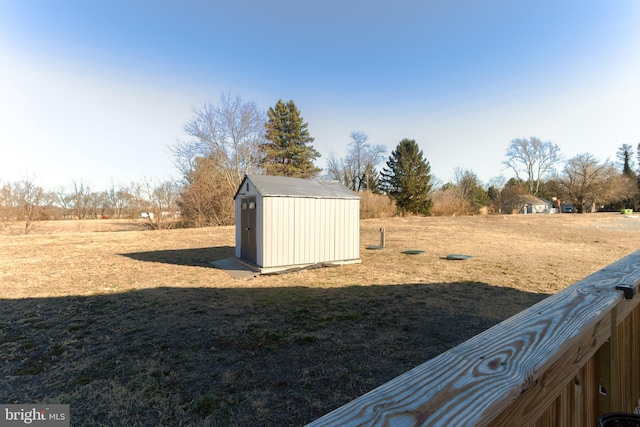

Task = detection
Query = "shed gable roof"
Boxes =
[235,174,360,200]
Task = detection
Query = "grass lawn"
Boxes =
[1,213,638,425]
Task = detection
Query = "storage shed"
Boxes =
[234,174,361,273]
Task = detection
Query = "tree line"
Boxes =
[0,179,180,233]
[494,139,640,214]
[171,94,639,222]
[2,93,639,234]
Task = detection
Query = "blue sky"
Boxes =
[1,1,639,191]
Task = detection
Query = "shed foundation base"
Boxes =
[257,259,362,275]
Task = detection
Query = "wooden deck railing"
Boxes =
[307,250,640,426]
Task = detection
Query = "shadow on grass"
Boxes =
[121,245,235,267]
[0,282,549,426]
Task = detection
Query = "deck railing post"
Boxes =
[594,308,619,417]
[610,307,620,412]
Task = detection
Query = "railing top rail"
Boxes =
[307,250,640,427]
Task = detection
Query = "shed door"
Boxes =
[240,197,257,264]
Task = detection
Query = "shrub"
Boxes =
[359,190,396,219]
[430,188,475,216]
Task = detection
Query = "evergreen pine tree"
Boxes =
[617,143,637,178]
[380,138,433,215]
[260,100,321,178]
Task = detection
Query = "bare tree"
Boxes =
[2,178,46,234]
[70,181,93,219]
[452,168,489,213]
[611,174,640,211]
[106,182,134,219]
[173,93,265,181]
[498,178,530,214]
[54,186,74,219]
[486,176,507,213]
[326,131,386,192]
[139,179,181,230]
[504,137,562,195]
[87,191,105,219]
[172,93,265,226]
[431,168,488,215]
[560,153,622,213]
[0,183,16,225]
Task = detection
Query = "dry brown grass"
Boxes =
[1,213,638,425]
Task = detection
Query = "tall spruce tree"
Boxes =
[380,138,433,215]
[260,99,321,178]
[617,143,637,178]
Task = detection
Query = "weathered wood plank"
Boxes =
[490,308,611,426]
[617,302,640,412]
[307,250,640,427]
[594,336,612,416]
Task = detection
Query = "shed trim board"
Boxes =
[234,175,361,273]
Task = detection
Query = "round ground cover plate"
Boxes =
[366,245,385,250]
[446,254,473,260]
[402,250,425,255]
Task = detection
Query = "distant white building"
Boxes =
[503,195,553,214]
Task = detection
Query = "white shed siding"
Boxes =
[323,199,332,261]
[336,199,345,261]
[262,196,293,268]
[284,198,295,264]
[343,200,358,260]
[258,197,273,265]
[294,197,304,265]
[345,200,357,259]
[273,197,283,266]
[255,193,264,266]
[307,198,318,263]
[263,196,274,266]
[307,199,316,263]
[290,198,307,264]
[260,196,270,266]
[262,196,276,268]
[330,199,339,261]
[353,201,360,257]
[256,196,359,269]
[331,199,340,259]
[270,197,280,266]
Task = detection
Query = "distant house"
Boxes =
[233,174,361,273]
[503,195,552,214]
